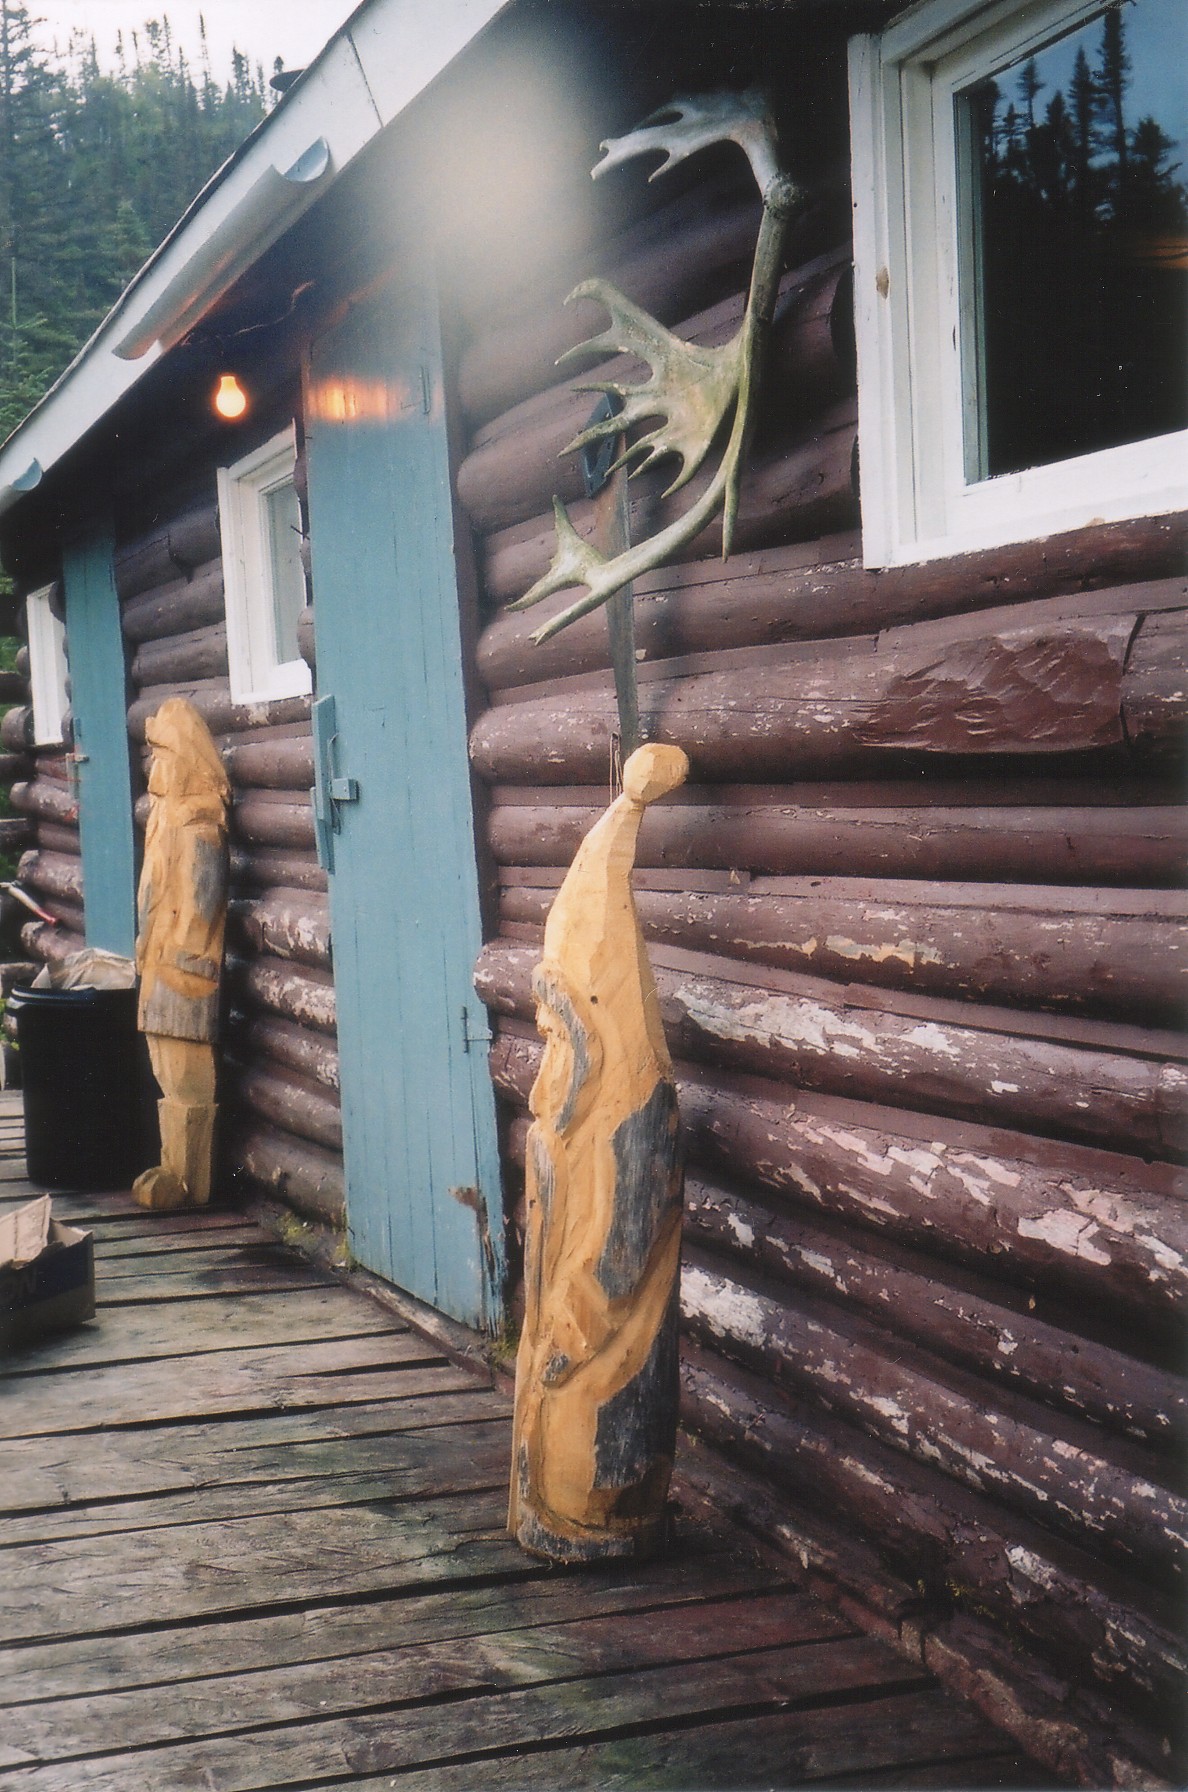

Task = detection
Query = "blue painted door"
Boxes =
[305,264,504,1331]
[62,533,137,957]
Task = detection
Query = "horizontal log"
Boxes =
[227,889,331,969]
[680,1249,1186,1584]
[482,400,859,605]
[0,816,32,854]
[16,850,83,907]
[131,622,229,689]
[1122,608,1188,749]
[221,734,314,792]
[230,1013,339,1090]
[475,939,1188,1158]
[0,751,25,782]
[230,1059,342,1153]
[226,953,337,1035]
[681,1347,1186,1732]
[222,1120,344,1228]
[0,670,25,704]
[487,794,1188,887]
[9,778,78,827]
[19,919,84,968]
[120,558,225,644]
[471,603,1184,783]
[229,847,327,895]
[231,793,316,852]
[682,1172,1184,1450]
[31,822,79,857]
[1,705,33,752]
[498,878,1188,1024]
[486,1027,1187,1324]
[457,256,852,537]
[128,683,311,742]
[114,501,221,600]
[14,645,28,677]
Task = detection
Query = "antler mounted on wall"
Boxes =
[509,89,800,647]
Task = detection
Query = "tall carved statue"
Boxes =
[510,742,690,1562]
[132,698,230,1211]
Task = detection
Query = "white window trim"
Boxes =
[217,422,313,704]
[849,0,1188,567]
[26,583,69,746]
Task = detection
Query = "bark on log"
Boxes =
[227,888,331,968]
[499,878,1188,1024]
[221,734,314,791]
[230,1059,342,1153]
[9,778,78,827]
[486,1026,1188,1324]
[230,1012,339,1089]
[231,792,316,851]
[128,683,311,742]
[1,705,33,752]
[131,622,229,689]
[682,1172,1185,1450]
[680,1247,1186,1584]
[471,605,1183,784]
[19,919,84,967]
[487,794,1188,887]
[475,939,1188,1158]
[226,952,336,1034]
[115,502,222,600]
[680,1347,1186,1734]
[481,400,860,605]
[228,846,327,894]
[223,1119,344,1227]
[16,849,83,907]
[120,558,225,644]
[457,257,852,538]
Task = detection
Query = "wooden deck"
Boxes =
[0,1089,1053,1791]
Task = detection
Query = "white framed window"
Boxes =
[26,583,69,746]
[217,423,313,703]
[849,0,1188,566]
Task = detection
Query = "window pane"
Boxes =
[264,479,305,665]
[958,0,1188,480]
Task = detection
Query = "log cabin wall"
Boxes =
[112,430,345,1232]
[460,156,1188,1781]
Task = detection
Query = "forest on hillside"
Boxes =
[0,2,271,440]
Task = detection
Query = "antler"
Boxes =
[592,88,783,199]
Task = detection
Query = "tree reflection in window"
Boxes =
[958,0,1187,480]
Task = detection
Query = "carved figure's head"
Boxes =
[146,698,231,812]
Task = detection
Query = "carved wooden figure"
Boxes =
[132,698,230,1210]
[510,741,690,1561]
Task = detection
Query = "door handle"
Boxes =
[310,694,359,872]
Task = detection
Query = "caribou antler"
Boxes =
[509,89,799,646]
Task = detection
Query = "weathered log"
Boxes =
[226,952,337,1034]
[0,816,32,854]
[499,877,1188,1024]
[230,1012,340,1089]
[471,604,1183,784]
[19,919,84,967]
[131,622,229,689]
[9,778,78,827]
[230,1059,343,1153]
[680,1346,1186,1737]
[16,849,83,907]
[682,1172,1185,1450]
[228,846,327,895]
[14,645,29,677]
[221,734,314,792]
[296,605,316,675]
[0,669,25,704]
[33,753,70,785]
[680,1248,1186,1583]
[231,792,316,852]
[1,705,33,751]
[227,888,331,969]
[0,751,25,783]
[1121,608,1188,751]
[222,1119,344,1227]
[31,822,79,857]
[475,939,1188,1158]
[457,257,852,537]
[487,793,1188,887]
[120,558,225,644]
[25,895,85,935]
[486,1026,1188,1324]
[114,501,222,600]
[128,683,311,742]
[482,401,860,605]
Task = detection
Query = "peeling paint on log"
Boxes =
[231,1060,343,1153]
[230,1013,340,1090]
[16,849,84,907]
[226,952,337,1035]
[227,889,331,968]
[223,1120,344,1227]
[9,779,78,827]
[221,734,314,792]
[128,684,311,742]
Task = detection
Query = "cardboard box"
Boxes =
[0,1193,95,1352]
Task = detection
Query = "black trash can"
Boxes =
[8,985,156,1190]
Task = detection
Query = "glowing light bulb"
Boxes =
[214,373,248,420]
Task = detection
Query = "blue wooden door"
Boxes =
[62,533,137,957]
[305,264,504,1331]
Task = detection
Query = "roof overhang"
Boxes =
[0,0,509,519]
